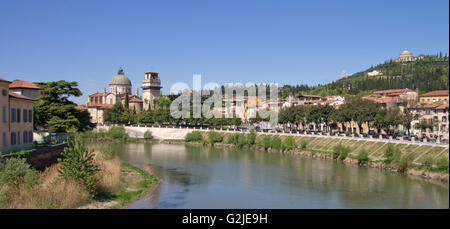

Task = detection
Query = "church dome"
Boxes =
[401,48,411,55]
[110,67,132,85]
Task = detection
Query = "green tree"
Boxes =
[104,101,125,124]
[34,80,94,132]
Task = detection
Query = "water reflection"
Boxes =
[87,142,449,209]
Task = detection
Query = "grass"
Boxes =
[408,145,432,159]
[416,147,446,163]
[109,163,159,209]
[373,143,395,157]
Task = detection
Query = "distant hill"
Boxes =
[280,54,449,98]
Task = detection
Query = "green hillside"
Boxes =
[279,54,449,98]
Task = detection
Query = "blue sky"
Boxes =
[0,0,448,104]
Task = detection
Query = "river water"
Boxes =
[89,142,449,209]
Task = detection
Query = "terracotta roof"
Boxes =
[75,105,88,110]
[9,80,40,89]
[420,90,449,97]
[8,91,34,101]
[373,89,415,94]
[146,71,159,74]
[129,98,143,102]
[0,78,11,84]
[88,104,113,109]
[374,97,394,104]
[412,100,449,110]
[89,92,105,97]
[298,94,322,98]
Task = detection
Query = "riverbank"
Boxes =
[0,143,159,209]
[79,163,159,209]
[162,139,449,184]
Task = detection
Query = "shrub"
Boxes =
[299,139,309,150]
[383,145,401,164]
[282,136,296,151]
[185,131,203,142]
[246,130,257,145]
[270,135,282,149]
[143,130,153,139]
[0,157,32,185]
[357,149,369,165]
[107,126,127,139]
[422,157,434,171]
[236,134,247,148]
[58,140,99,196]
[260,135,272,150]
[435,157,449,173]
[397,154,414,174]
[7,150,32,164]
[332,144,350,160]
[226,133,238,145]
[207,131,223,145]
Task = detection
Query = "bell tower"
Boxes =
[142,70,162,110]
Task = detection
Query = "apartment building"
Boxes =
[0,78,36,153]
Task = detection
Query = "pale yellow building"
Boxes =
[0,78,35,153]
[419,90,449,104]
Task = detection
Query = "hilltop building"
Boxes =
[84,67,162,124]
[395,48,424,63]
[1,78,36,153]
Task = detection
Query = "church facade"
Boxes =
[85,67,162,124]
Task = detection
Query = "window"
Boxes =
[2,132,6,147]
[23,131,28,143]
[29,110,32,123]
[443,116,447,122]
[442,125,446,131]
[23,109,27,122]
[28,131,33,143]
[2,106,5,123]
[11,108,16,122]
[17,109,21,122]
[10,132,16,145]
[17,131,20,145]
[1,89,6,96]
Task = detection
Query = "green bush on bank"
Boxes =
[58,140,100,196]
[436,157,449,173]
[332,144,350,160]
[270,135,282,150]
[259,135,272,150]
[357,149,369,165]
[397,154,414,174]
[383,145,401,164]
[299,139,309,150]
[143,130,153,139]
[185,131,203,142]
[207,131,223,145]
[282,136,296,151]
[7,150,32,164]
[0,157,32,185]
[422,157,434,171]
[247,130,257,145]
[107,126,127,139]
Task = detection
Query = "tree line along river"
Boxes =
[86,142,449,209]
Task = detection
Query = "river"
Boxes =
[88,142,449,209]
